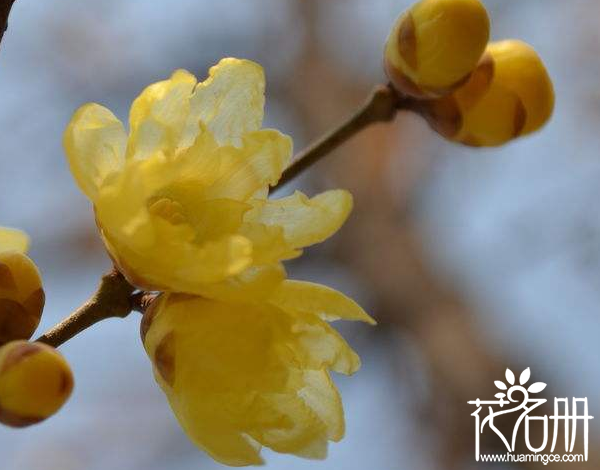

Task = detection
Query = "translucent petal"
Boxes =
[299,370,345,441]
[240,223,300,265]
[268,280,375,324]
[174,415,264,467]
[99,216,253,291]
[247,190,352,249]
[0,227,29,254]
[248,392,329,459]
[291,315,361,375]
[194,264,287,303]
[185,58,265,147]
[205,130,292,201]
[63,103,127,200]
[127,69,197,160]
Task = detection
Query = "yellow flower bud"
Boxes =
[385,0,490,99]
[0,251,45,346]
[0,341,73,427]
[419,40,555,146]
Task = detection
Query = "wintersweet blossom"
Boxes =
[141,281,375,466]
[64,58,352,299]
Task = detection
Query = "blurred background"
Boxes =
[0,0,599,468]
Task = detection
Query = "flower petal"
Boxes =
[0,227,29,254]
[63,103,127,200]
[292,314,361,375]
[195,264,287,303]
[185,58,265,147]
[247,190,353,249]
[127,69,197,160]
[240,223,300,264]
[205,130,292,201]
[268,280,375,324]
[299,370,345,442]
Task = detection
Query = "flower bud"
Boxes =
[385,0,490,99]
[419,40,555,147]
[0,341,73,427]
[0,252,45,346]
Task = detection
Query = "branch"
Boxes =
[273,83,404,190]
[35,269,137,348]
[0,0,16,47]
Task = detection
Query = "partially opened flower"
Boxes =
[418,40,554,146]
[64,58,352,300]
[141,281,375,466]
[0,227,45,346]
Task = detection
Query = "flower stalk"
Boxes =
[35,269,136,348]
[274,84,403,190]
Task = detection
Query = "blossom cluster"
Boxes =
[65,58,374,465]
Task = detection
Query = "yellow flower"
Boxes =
[419,40,555,146]
[64,58,352,300]
[385,0,490,99]
[0,227,45,346]
[0,340,73,427]
[141,282,375,466]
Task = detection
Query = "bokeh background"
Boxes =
[0,0,599,468]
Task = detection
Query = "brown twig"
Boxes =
[36,269,137,348]
[272,84,404,190]
[0,0,16,47]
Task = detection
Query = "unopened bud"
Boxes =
[418,40,554,146]
[0,341,73,427]
[385,0,490,99]
[0,252,45,346]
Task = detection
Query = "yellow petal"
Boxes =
[181,234,254,283]
[246,190,353,249]
[0,227,29,254]
[240,223,300,265]
[63,103,127,200]
[127,69,197,159]
[247,392,329,460]
[99,214,253,291]
[185,58,265,147]
[292,315,361,375]
[205,130,292,201]
[268,280,376,324]
[299,370,345,442]
[173,415,264,467]
[195,264,286,303]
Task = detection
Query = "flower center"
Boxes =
[148,197,187,225]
